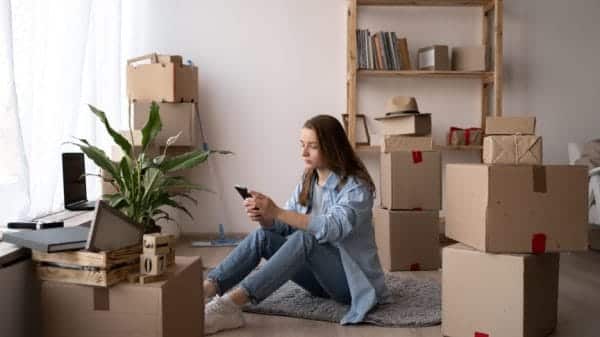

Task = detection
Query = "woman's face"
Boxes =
[300,128,324,170]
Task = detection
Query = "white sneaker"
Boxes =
[204,295,246,335]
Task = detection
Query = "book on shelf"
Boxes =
[356,29,411,71]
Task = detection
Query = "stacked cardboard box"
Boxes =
[374,113,441,271]
[442,117,588,337]
[483,116,542,165]
[126,53,198,148]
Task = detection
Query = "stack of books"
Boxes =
[356,29,411,71]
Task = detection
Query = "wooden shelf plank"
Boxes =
[358,0,492,7]
[356,145,381,153]
[358,70,494,80]
[356,144,483,152]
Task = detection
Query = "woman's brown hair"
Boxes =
[298,115,376,206]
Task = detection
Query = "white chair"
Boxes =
[568,142,600,225]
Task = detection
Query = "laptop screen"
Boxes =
[62,153,87,206]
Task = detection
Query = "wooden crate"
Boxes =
[32,245,141,287]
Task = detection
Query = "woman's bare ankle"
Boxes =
[203,279,218,298]
[227,287,250,306]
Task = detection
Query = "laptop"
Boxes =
[86,200,143,252]
[62,152,96,211]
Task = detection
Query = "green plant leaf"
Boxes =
[68,141,121,186]
[170,192,198,206]
[141,102,162,152]
[88,104,132,157]
[106,193,127,209]
[119,157,133,196]
[158,150,210,173]
[163,198,194,220]
[142,167,164,200]
[162,175,213,193]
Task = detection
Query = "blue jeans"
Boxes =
[206,228,352,305]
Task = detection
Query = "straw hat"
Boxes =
[385,96,419,114]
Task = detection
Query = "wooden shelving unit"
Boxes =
[358,70,494,81]
[346,0,503,151]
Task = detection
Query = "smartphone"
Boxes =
[234,185,252,200]
[235,185,259,210]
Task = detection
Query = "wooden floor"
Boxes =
[176,236,600,337]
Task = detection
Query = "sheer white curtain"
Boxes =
[0,0,125,225]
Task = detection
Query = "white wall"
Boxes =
[121,0,600,234]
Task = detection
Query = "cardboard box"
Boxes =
[483,135,543,165]
[445,164,588,253]
[442,244,559,337]
[373,208,440,271]
[127,55,198,103]
[418,45,450,71]
[381,151,441,210]
[590,224,600,251]
[132,101,196,147]
[485,116,536,135]
[451,46,486,71]
[381,135,433,153]
[41,256,203,337]
[374,113,431,136]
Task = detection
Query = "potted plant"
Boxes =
[71,102,230,234]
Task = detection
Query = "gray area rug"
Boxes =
[242,274,441,327]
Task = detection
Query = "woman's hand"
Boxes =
[243,192,279,228]
[245,191,282,222]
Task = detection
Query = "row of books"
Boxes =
[356,29,411,71]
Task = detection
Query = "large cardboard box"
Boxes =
[483,135,543,165]
[381,135,433,153]
[451,46,486,71]
[485,116,536,135]
[442,244,559,337]
[127,55,198,103]
[374,113,431,136]
[132,101,196,147]
[373,208,440,271]
[381,151,441,210]
[40,256,203,337]
[445,164,588,253]
[590,224,600,251]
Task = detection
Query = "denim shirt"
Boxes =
[266,172,393,324]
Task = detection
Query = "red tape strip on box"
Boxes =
[532,233,547,253]
[474,332,489,337]
[412,151,423,164]
[409,263,421,271]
